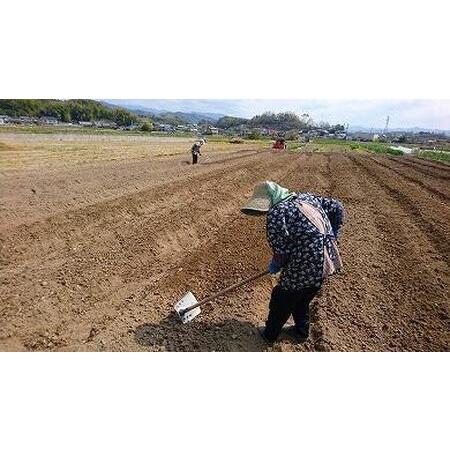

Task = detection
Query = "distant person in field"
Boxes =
[191,139,205,165]
[241,181,345,344]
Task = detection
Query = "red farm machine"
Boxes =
[272,138,287,151]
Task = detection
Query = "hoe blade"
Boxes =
[174,291,201,323]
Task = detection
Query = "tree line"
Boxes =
[217,111,345,132]
[0,99,137,126]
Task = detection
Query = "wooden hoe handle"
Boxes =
[182,269,270,314]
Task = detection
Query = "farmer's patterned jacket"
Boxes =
[266,193,345,290]
[191,142,202,155]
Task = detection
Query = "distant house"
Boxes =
[349,132,373,142]
[40,116,59,125]
[306,130,319,138]
[56,122,78,127]
[222,124,251,136]
[20,116,35,123]
[157,123,174,132]
[8,116,34,124]
[200,124,219,135]
[94,120,116,128]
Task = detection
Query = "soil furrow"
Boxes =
[372,157,450,202]
[404,156,450,172]
[320,153,449,351]
[386,155,450,181]
[348,155,450,260]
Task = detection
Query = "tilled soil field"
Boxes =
[1,141,449,351]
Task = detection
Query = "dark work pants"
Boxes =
[264,285,320,343]
[192,153,198,164]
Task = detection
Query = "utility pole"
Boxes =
[383,115,390,135]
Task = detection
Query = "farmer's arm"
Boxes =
[316,196,345,237]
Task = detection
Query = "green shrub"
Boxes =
[385,148,404,156]
[285,130,299,140]
[140,121,153,132]
[417,150,450,163]
[360,143,403,156]
[247,128,262,140]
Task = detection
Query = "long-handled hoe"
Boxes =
[174,270,269,323]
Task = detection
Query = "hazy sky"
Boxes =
[106,99,450,130]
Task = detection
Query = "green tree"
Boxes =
[158,113,187,126]
[247,128,262,140]
[285,129,299,140]
[249,111,308,131]
[216,116,249,129]
[141,121,153,132]
[0,99,138,125]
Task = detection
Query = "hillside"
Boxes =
[0,99,137,126]
[102,101,224,124]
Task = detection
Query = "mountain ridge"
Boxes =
[101,101,223,123]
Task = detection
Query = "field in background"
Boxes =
[307,138,450,162]
[2,124,448,164]
[415,149,450,163]
[0,133,268,170]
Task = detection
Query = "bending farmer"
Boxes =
[191,139,205,165]
[241,181,345,344]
